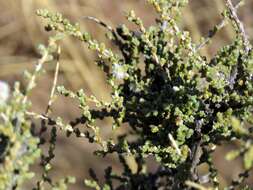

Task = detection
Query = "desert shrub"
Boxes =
[0,0,253,189]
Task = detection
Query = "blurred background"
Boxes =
[0,0,253,189]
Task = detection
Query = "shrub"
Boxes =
[0,0,253,189]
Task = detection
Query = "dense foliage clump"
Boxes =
[1,0,253,189]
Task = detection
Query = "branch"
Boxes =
[190,139,202,181]
[225,0,251,53]
[45,46,61,115]
[189,121,203,182]
[196,1,242,51]
[22,51,49,104]
[82,16,120,43]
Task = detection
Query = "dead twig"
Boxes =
[82,16,120,43]
[225,0,251,53]
[196,1,243,52]
[45,46,61,115]
[190,139,202,181]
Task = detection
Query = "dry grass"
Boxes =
[0,0,253,189]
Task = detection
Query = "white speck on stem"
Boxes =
[112,63,128,79]
[0,81,10,105]
[172,86,180,92]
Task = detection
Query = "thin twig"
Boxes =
[82,16,120,40]
[185,180,212,190]
[22,52,48,104]
[26,111,85,138]
[82,16,122,47]
[38,46,61,188]
[168,133,181,155]
[225,0,251,53]
[26,111,49,120]
[196,1,242,52]
[82,16,114,33]
[45,46,61,115]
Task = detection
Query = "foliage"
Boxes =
[0,0,253,189]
